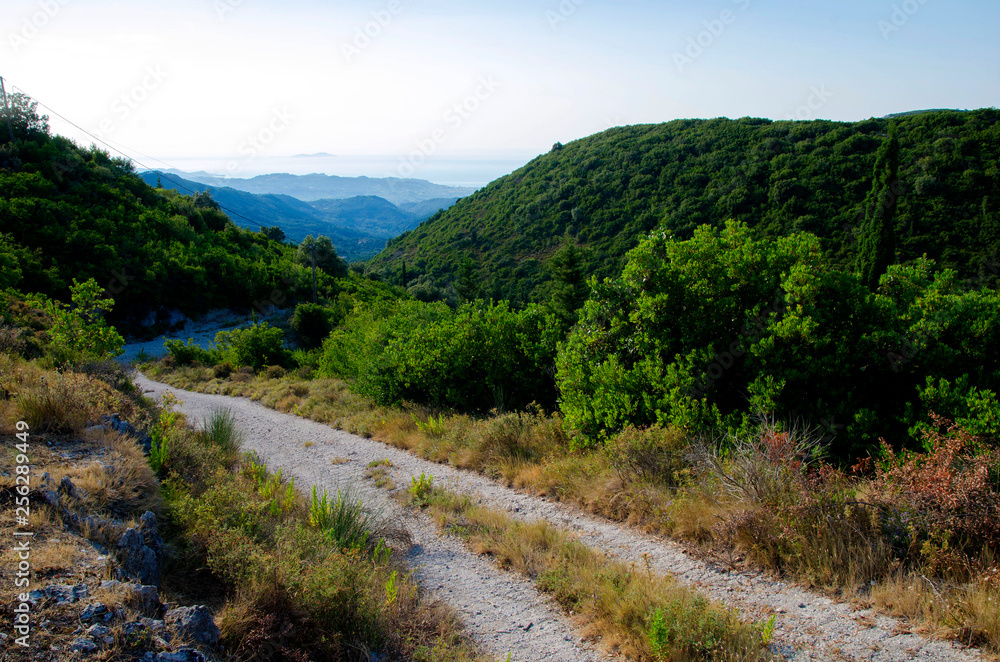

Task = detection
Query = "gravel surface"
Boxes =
[135,374,608,662]
[135,373,986,662]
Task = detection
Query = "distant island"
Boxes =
[293,152,337,158]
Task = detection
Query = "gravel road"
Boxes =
[135,374,608,662]
[135,373,985,662]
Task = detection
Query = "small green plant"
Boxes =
[384,570,399,607]
[258,469,294,517]
[149,408,180,474]
[409,472,434,505]
[149,426,169,474]
[759,614,777,646]
[308,485,374,551]
[412,413,447,437]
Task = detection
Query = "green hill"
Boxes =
[0,95,393,330]
[370,110,1000,304]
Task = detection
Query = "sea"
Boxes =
[154,153,539,189]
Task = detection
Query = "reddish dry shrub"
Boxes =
[873,414,1000,560]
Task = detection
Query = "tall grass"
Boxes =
[308,485,377,552]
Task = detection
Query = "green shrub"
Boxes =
[409,473,434,505]
[45,278,125,364]
[164,338,221,366]
[291,302,337,349]
[200,407,244,465]
[319,299,561,412]
[215,321,287,371]
[265,365,286,380]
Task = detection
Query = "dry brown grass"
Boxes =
[416,487,774,662]
[148,361,1000,656]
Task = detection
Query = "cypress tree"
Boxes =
[857,123,901,290]
[548,233,588,326]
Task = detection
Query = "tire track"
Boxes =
[136,374,984,662]
[136,374,607,662]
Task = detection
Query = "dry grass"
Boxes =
[147,360,1000,656]
[414,486,774,662]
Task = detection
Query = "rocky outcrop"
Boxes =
[164,605,220,647]
[116,511,165,586]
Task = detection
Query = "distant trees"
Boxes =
[296,235,348,278]
[454,256,478,302]
[857,124,900,290]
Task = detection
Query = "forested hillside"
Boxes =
[0,95,392,330]
[372,110,1000,303]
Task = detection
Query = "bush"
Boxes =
[872,415,1000,568]
[606,425,691,487]
[199,407,244,467]
[45,278,125,365]
[319,299,561,412]
[265,365,286,380]
[164,338,220,366]
[690,415,825,507]
[290,302,336,349]
[308,485,378,552]
[215,322,287,372]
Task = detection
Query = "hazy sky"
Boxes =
[4,0,999,177]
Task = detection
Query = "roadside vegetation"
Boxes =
[406,481,776,662]
[146,199,1000,654]
[0,287,488,661]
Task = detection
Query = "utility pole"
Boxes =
[310,242,318,303]
[0,77,15,143]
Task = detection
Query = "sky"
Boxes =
[4,0,999,183]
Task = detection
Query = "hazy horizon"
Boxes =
[6,0,998,184]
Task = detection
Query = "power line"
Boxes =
[7,80,285,238]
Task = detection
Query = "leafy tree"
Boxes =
[857,124,900,289]
[45,278,124,363]
[4,92,49,140]
[291,302,337,349]
[297,235,348,278]
[261,225,286,242]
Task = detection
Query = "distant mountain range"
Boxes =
[154,169,476,205]
[141,170,463,262]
